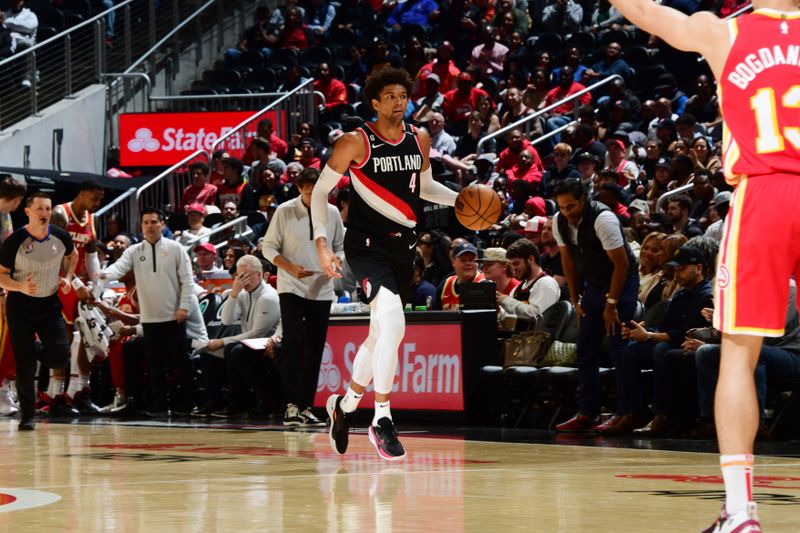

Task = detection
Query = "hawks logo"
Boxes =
[717,265,731,289]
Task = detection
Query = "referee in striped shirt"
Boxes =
[0,192,78,431]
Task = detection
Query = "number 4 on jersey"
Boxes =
[751,85,800,153]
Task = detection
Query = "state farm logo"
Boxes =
[317,343,341,392]
[127,128,160,153]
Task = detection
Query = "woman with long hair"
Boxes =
[689,136,722,174]
[637,231,666,306]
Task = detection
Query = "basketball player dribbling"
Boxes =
[606,0,800,531]
[311,68,459,460]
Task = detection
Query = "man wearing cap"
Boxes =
[176,203,212,247]
[599,244,713,434]
[442,71,490,135]
[704,190,730,242]
[603,137,640,186]
[479,247,519,297]
[434,242,486,310]
[193,243,221,275]
[262,168,344,426]
[574,151,600,193]
[466,154,499,187]
[551,179,640,432]
[497,238,560,322]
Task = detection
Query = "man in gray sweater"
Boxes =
[201,255,280,417]
[263,168,344,426]
[101,207,195,415]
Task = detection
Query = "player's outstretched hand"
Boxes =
[316,240,343,279]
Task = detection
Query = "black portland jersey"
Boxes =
[347,122,424,234]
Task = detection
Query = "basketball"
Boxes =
[455,184,502,231]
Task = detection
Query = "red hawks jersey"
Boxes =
[347,122,425,234]
[59,202,96,278]
[720,9,800,184]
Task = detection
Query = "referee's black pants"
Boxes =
[278,294,332,410]
[142,320,190,412]
[7,293,69,420]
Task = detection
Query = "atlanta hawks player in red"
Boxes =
[312,68,458,461]
[606,0,800,531]
[49,180,104,415]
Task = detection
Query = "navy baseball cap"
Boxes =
[666,245,705,267]
[452,242,478,258]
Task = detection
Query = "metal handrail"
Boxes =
[530,120,578,146]
[210,78,315,154]
[135,149,206,204]
[724,3,752,19]
[655,183,693,213]
[96,187,137,218]
[476,74,622,154]
[124,0,215,75]
[149,92,288,101]
[182,215,251,248]
[0,0,135,69]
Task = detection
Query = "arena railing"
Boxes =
[209,78,317,158]
[182,215,253,250]
[475,74,623,155]
[0,0,228,133]
[104,1,259,152]
[655,183,694,213]
[148,92,293,114]
[95,186,138,240]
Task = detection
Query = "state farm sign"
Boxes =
[314,323,464,411]
[119,110,283,166]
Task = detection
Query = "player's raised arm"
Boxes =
[416,128,458,207]
[607,0,730,75]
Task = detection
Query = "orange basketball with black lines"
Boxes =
[455,184,502,231]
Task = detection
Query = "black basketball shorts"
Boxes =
[344,226,417,304]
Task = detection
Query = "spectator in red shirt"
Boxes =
[505,148,543,188]
[412,41,461,99]
[497,128,544,178]
[543,65,591,150]
[442,71,490,136]
[279,6,308,50]
[180,162,218,212]
[243,118,288,166]
[314,63,349,122]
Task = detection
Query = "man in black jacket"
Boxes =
[551,179,639,431]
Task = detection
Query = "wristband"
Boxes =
[71,277,86,290]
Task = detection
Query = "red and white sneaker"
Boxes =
[702,502,762,533]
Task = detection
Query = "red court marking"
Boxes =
[0,494,17,506]
[617,474,800,490]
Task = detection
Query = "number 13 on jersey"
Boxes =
[751,85,800,153]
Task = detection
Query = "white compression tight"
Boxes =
[350,287,406,395]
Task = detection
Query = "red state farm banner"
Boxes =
[119,110,283,166]
[314,323,464,411]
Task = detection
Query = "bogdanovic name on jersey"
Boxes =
[727,44,800,90]
[372,154,423,174]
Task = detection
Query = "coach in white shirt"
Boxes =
[262,168,344,426]
[102,207,195,415]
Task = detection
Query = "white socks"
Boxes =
[373,400,391,426]
[721,454,754,515]
[47,375,65,398]
[340,388,363,413]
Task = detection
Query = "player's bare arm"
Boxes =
[607,0,730,77]
[312,131,363,278]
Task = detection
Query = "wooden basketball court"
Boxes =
[1,419,798,531]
